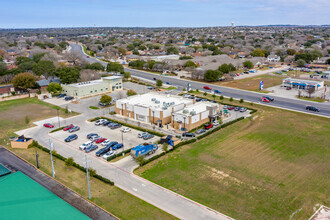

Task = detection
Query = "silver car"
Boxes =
[69,126,80,133]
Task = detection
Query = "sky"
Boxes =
[0,0,329,28]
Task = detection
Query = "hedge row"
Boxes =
[50,126,65,133]
[90,116,165,137]
[106,148,131,161]
[28,141,114,185]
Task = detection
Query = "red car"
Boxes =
[63,124,74,131]
[95,138,107,144]
[203,86,212,90]
[43,123,54,128]
[261,97,269,103]
[227,106,235,110]
[204,124,213,130]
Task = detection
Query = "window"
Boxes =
[101,89,103,91]
[116,86,119,89]
[95,90,97,92]
[106,88,108,90]
[90,91,92,93]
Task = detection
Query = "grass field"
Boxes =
[0,98,176,219]
[212,74,284,92]
[136,100,330,220]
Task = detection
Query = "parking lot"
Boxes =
[49,119,159,159]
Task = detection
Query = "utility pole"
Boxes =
[56,108,60,128]
[36,150,39,169]
[49,139,55,178]
[84,155,91,200]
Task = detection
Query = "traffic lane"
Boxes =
[127,69,330,116]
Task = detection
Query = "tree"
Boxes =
[250,49,265,57]
[326,58,330,65]
[25,115,30,124]
[106,62,124,73]
[47,82,62,94]
[156,79,163,87]
[204,70,221,82]
[286,49,296,55]
[127,89,137,96]
[123,71,131,79]
[166,47,179,55]
[306,87,316,98]
[0,62,8,75]
[228,63,236,72]
[55,67,80,84]
[243,60,254,69]
[12,72,36,91]
[100,95,112,105]
[296,59,306,67]
[65,51,83,65]
[16,56,32,65]
[88,168,96,177]
[65,157,74,166]
[184,60,195,68]
[32,53,46,63]
[83,62,104,71]
[18,61,35,72]
[32,60,55,76]
[218,63,230,73]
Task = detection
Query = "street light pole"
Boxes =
[56,109,60,128]
[49,139,55,178]
[121,130,125,156]
[183,116,186,130]
[84,155,91,200]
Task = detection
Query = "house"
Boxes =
[36,78,61,92]
[0,84,15,97]
[267,54,280,62]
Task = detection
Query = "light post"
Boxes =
[121,130,124,156]
[152,110,155,125]
[183,116,186,130]
[121,103,124,116]
[56,108,60,128]
[49,139,55,178]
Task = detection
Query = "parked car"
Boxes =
[102,121,112,126]
[112,143,123,150]
[223,105,228,110]
[79,141,93,150]
[87,133,98,139]
[95,119,107,126]
[95,146,111,157]
[138,132,148,138]
[195,129,206,134]
[65,134,78,142]
[102,150,116,160]
[166,82,172,85]
[213,121,220,126]
[85,144,98,153]
[106,141,118,149]
[182,132,195,137]
[227,106,235,110]
[261,97,270,103]
[263,96,274,101]
[121,127,131,133]
[109,123,122,129]
[148,86,155,90]
[240,107,247,112]
[306,106,320,112]
[210,100,217,103]
[286,87,292,90]
[57,94,66,98]
[63,124,74,131]
[143,134,154,140]
[99,102,110,106]
[183,94,191,98]
[204,124,213,130]
[90,135,101,141]
[101,139,112,146]
[64,96,74,101]
[43,123,54,128]
[95,138,107,144]
[195,98,202,102]
[203,86,212,90]
[234,106,240,111]
[214,89,221,94]
[153,77,157,80]
[68,126,80,133]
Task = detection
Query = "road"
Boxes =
[0,146,117,220]
[70,43,330,117]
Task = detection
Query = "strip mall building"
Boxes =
[115,93,220,131]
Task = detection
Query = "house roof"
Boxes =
[36,78,61,87]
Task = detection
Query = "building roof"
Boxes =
[0,171,89,219]
[36,79,61,87]
[174,102,219,116]
[64,76,122,88]
[283,78,324,84]
[0,164,11,177]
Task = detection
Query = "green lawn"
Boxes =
[136,102,330,220]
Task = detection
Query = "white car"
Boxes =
[90,135,101,141]
[79,141,93,150]
[95,119,107,126]
[213,121,220,126]
[101,139,112,146]
[121,127,131,133]
[138,132,148,138]
[102,150,116,160]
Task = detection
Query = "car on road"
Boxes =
[121,127,131,133]
[79,141,93,150]
[65,134,78,142]
[306,106,320,112]
[214,89,221,94]
[143,134,154,140]
[210,100,217,103]
[203,86,212,90]
[95,138,107,144]
[101,139,112,146]
[43,123,54,128]
[63,124,74,131]
[85,144,98,153]
[261,97,270,103]
[166,82,172,85]
[109,123,122,129]
[138,132,148,138]
[148,86,155,90]
[204,123,213,130]
[240,107,247,112]
[182,132,195,138]
[68,126,80,133]
[95,146,111,157]
[234,107,240,111]
[195,129,206,134]
[87,133,98,139]
[227,106,234,110]
[86,56,90,58]
[95,119,107,126]
[57,94,66,98]
[90,135,101,141]
[106,141,118,149]
[64,96,74,101]
[102,150,116,160]
[263,96,274,101]
[112,143,123,150]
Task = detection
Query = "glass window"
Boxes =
[90,91,92,93]
[95,90,97,92]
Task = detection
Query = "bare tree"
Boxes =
[79,69,101,82]
[306,87,316,98]
[0,74,15,84]
[64,51,84,65]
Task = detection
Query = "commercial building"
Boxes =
[115,93,220,130]
[282,78,324,90]
[62,76,123,98]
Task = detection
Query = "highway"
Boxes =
[70,42,330,117]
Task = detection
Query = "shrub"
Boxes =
[162,143,168,152]
[203,92,207,96]
[220,95,224,100]
[229,97,233,101]
[50,126,65,133]
[89,106,99,110]
[25,115,30,124]
[135,156,146,166]
[239,98,244,103]
[109,111,116,115]
[65,157,74,166]
[88,168,96,177]
[127,89,137,96]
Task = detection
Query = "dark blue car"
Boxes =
[95,146,111,157]
[65,134,78,142]
[106,141,118,149]
[112,143,123,150]
[57,94,66,98]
